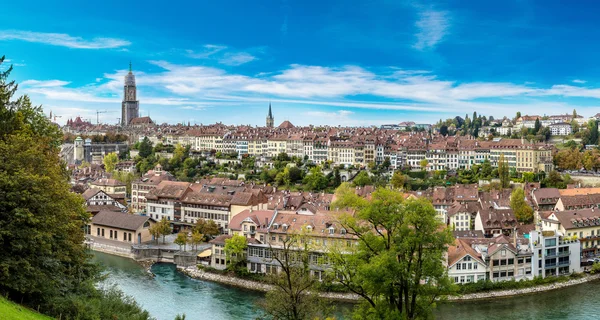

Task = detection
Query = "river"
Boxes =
[93,251,600,320]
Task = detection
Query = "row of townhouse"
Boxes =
[144,179,269,231]
[447,229,581,284]
[209,208,357,276]
[144,124,555,172]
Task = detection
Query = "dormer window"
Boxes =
[329,227,335,234]
[341,228,346,235]
[306,225,313,232]
[273,223,279,230]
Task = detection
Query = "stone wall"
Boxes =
[448,273,600,301]
[179,266,600,303]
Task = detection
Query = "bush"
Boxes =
[456,274,578,294]
[591,262,600,274]
[407,171,427,179]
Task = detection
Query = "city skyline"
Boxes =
[3,1,600,126]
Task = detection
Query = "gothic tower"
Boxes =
[266,103,274,128]
[121,62,139,126]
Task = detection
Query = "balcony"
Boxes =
[544,263,557,269]
[558,260,570,268]
[558,250,570,257]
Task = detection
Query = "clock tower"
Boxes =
[121,62,139,126]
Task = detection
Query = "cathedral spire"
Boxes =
[266,102,274,128]
[129,61,132,73]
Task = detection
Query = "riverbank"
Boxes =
[178,265,600,303]
[447,273,600,301]
[178,266,362,302]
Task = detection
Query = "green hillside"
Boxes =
[0,296,53,320]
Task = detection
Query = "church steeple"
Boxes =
[266,102,274,128]
[129,61,132,73]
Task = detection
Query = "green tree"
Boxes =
[103,152,119,173]
[510,188,534,223]
[420,159,429,171]
[440,125,448,136]
[330,185,454,319]
[156,217,171,244]
[331,168,342,188]
[190,230,204,251]
[0,56,150,319]
[352,171,372,187]
[261,233,332,320]
[138,137,153,158]
[303,166,328,191]
[390,171,406,189]
[534,118,541,133]
[498,153,510,188]
[193,219,220,240]
[175,232,188,251]
[522,172,535,183]
[224,234,247,272]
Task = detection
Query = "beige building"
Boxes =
[90,210,155,244]
[131,164,176,213]
[89,178,126,195]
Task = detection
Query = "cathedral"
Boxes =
[121,62,139,126]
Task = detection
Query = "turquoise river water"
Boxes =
[93,251,600,320]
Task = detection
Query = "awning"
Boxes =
[198,249,212,258]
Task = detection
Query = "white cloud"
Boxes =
[0,30,130,49]
[187,44,258,66]
[219,52,256,66]
[21,79,71,87]
[413,10,450,50]
[573,79,587,84]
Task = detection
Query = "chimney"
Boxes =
[513,227,517,247]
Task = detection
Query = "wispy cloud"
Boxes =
[21,79,71,87]
[186,44,258,66]
[219,52,256,66]
[573,79,587,84]
[413,10,450,50]
[0,30,130,49]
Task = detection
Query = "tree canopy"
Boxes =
[0,56,150,319]
[330,184,454,319]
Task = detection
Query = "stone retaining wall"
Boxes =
[88,242,134,259]
[447,273,600,301]
[179,266,600,303]
[178,266,361,302]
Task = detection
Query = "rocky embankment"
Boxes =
[447,273,600,301]
[179,266,600,303]
[178,266,361,302]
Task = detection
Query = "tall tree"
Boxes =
[138,136,153,158]
[193,219,220,240]
[534,118,541,133]
[157,217,171,244]
[420,159,429,171]
[260,233,331,320]
[511,188,534,223]
[330,185,453,319]
[0,56,150,319]
[302,166,328,191]
[439,125,448,136]
[174,232,188,251]
[190,230,204,251]
[103,152,119,173]
[498,153,510,188]
[224,234,247,272]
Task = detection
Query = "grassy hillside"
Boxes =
[0,296,53,320]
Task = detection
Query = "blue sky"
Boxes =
[2,0,600,126]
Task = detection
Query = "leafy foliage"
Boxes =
[224,235,248,273]
[510,188,534,223]
[0,56,150,319]
[102,152,119,173]
[193,219,220,241]
[330,184,454,319]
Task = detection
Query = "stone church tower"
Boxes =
[121,62,139,126]
[266,103,274,128]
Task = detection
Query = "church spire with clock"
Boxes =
[121,62,139,126]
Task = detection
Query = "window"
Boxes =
[102,229,105,237]
[114,231,118,239]
[501,249,506,256]
[128,233,132,242]
[545,238,557,247]
[457,263,462,270]
[507,258,514,265]
[97,228,100,236]
[110,230,113,238]
[474,263,478,270]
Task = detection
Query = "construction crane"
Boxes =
[96,110,107,125]
[95,110,115,125]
